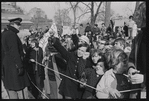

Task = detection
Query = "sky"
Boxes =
[16,2,136,21]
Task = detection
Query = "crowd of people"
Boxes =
[1,2,146,99]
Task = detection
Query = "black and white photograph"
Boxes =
[1,1,146,99]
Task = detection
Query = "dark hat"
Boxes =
[8,17,22,25]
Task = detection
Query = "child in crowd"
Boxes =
[113,38,126,50]
[96,49,131,99]
[113,37,131,56]
[29,38,45,99]
[42,37,59,99]
[97,39,106,53]
[81,49,108,99]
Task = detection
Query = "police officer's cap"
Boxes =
[8,18,22,25]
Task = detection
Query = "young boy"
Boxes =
[113,38,126,50]
[96,49,131,99]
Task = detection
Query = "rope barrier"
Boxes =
[33,60,97,91]
[27,73,49,99]
[30,60,143,93]
[119,88,143,93]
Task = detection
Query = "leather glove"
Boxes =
[80,72,87,88]
[80,78,87,88]
[18,67,25,76]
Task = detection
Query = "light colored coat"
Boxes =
[96,69,117,99]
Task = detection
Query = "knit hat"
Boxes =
[79,35,90,45]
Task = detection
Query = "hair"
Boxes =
[90,49,109,70]
[78,42,90,52]
[80,24,83,27]
[102,23,105,25]
[108,48,128,68]
[129,15,133,19]
[114,38,126,49]
[31,38,39,47]
[94,24,98,27]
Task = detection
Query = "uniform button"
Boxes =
[74,74,76,76]
[75,65,77,67]
[75,70,76,71]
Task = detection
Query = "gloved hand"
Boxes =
[48,36,57,45]
[80,78,87,88]
[17,67,25,76]
[80,72,87,88]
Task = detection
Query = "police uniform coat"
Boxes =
[2,25,30,91]
[52,38,87,99]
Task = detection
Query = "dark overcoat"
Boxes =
[53,38,87,99]
[129,28,146,86]
[29,47,45,79]
[2,25,30,91]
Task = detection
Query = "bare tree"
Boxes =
[105,2,111,27]
[67,2,83,28]
[80,2,102,30]
[123,2,136,17]
[54,8,71,26]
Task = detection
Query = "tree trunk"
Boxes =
[74,9,76,28]
[90,2,94,30]
[105,2,111,28]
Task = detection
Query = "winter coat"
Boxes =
[53,38,87,99]
[2,25,30,91]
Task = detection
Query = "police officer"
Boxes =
[2,18,30,99]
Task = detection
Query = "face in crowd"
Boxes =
[112,50,128,74]
[98,40,106,50]
[78,39,86,45]
[91,51,105,75]
[30,41,36,48]
[114,39,125,50]
[77,46,87,57]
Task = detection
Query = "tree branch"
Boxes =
[76,5,83,12]
[95,2,102,18]
[81,2,91,10]
[70,2,74,9]
[76,11,91,19]
[74,2,79,8]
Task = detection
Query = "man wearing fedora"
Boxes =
[2,18,30,99]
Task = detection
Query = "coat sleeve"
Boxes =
[71,34,79,47]
[128,33,140,70]
[128,38,136,65]
[7,33,23,68]
[29,50,35,60]
[53,38,70,62]
[96,74,109,99]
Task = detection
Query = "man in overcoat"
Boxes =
[127,2,146,99]
[2,18,30,99]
